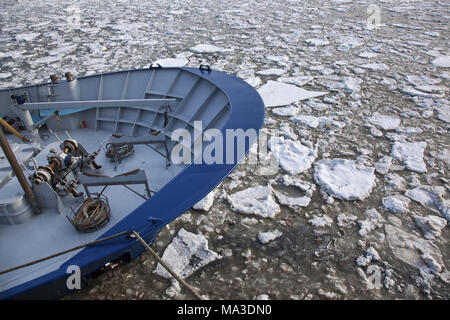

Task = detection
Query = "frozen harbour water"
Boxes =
[0,0,448,300]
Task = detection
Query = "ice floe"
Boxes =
[401,85,445,98]
[396,127,423,135]
[435,105,450,123]
[278,123,297,140]
[154,57,189,67]
[308,215,333,228]
[273,189,311,209]
[290,115,320,128]
[431,56,450,68]
[278,175,315,194]
[358,51,378,59]
[303,98,329,111]
[257,80,327,107]
[314,159,376,201]
[256,68,287,76]
[360,63,389,71]
[245,77,262,88]
[266,55,290,66]
[189,44,230,54]
[268,136,317,175]
[391,141,427,173]
[358,209,385,237]
[369,127,383,137]
[14,32,39,41]
[382,195,411,214]
[414,85,446,94]
[227,185,280,218]
[277,76,314,86]
[304,38,330,46]
[356,247,381,267]
[374,156,392,175]
[405,186,449,221]
[164,279,182,298]
[385,224,444,272]
[316,117,346,130]
[289,115,346,130]
[405,75,441,87]
[257,229,283,244]
[342,77,363,92]
[414,215,447,240]
[0,72,12,79]
[193,189,218,211]
[271,105,300,117]
[336,36,362,51]
[154,228,220,279]
[336,213,358,229]
[317,76,346,91]
[368,112,401,130]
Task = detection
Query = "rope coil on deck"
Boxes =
[105,143,134,162]
[68,196,111,233]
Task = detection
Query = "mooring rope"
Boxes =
[0,230,204,300]
[0,231,129,275]
[131,231,205,300]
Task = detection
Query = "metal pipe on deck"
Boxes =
[19,98,177,110]
[32,110,59,129]
[0,128,41,213]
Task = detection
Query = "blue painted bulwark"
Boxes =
[0,67,265,299]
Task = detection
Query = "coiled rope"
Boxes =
[69,197,111,233]
[105,143,134,161]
